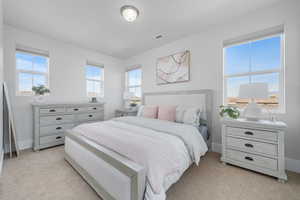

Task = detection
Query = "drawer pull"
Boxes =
[56,136,62,140]
[245,143,254,148]
[73,108,79,111]
[88,115,93,117]
[56,117,62,120]
[244,131,254,136]
[245,156,254,161]
[93,107,97,110]
[49,109,56,112]
[56,127,62,130]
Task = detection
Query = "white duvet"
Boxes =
[72,117,208,200]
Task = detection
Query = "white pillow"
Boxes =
[176,106,201,126]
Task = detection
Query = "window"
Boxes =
[223,33,284,111]
[16,48,49,95]
[126,68,142,98]
[86,64,104,97]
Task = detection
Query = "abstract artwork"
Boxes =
[156,50,190,84]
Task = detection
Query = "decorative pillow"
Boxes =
[142,105,158,119]
[176,106,201,126]
[158,106,176,121]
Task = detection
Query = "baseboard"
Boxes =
[212,142,300,174]
[0,149,4,176]
[4,139,33,153]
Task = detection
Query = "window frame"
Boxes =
[15,50,50,96]
[125,67,142,99]
[223,33,285,113]
[85,64,104,98]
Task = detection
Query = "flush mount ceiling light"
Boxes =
[120,5,139,22]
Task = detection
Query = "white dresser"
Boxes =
[221,118,287,182]
[32,102,104,151]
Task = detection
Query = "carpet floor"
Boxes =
[0,146,299,200]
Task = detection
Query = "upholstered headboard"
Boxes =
[142,89,213,150]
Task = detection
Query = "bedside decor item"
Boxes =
[219,105,240,119]
[239,83,268,121]
[91,97,98,103]
[221,118,287,182]
[32,85,50,103]
[157,50,190,84]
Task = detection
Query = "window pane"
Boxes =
[19,73,33,92]
[129,86,141,98]
[128,69,141,86]
[33,74,46,87]
[227,76,250,98]
[224,43,250,75]
[86,65,102,80]
[251,36,281,72]
[251,73,279,108]
[16,52,33,71]
[33,56,48,73]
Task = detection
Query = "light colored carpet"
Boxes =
[0,146,299,200]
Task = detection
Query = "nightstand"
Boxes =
[221,118,287,182]
[115,109,138,117]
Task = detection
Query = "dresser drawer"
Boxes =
[227,149,277,171]
[40,133,65,145]
[227,127,277,142]
[66,107,88,113]
[40,124,74,137]
[77,113,104,122]
[87,106,104,112]
[40,107,65,115]
[226,137,277,157]
[40,115,74,126]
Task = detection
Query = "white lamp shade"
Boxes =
[123,91,134,100]
[239,83,269,99]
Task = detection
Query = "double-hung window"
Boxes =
[86,63,104,97]
[223,28,285,111]
[125,68,142,99]
[16,46,49,96]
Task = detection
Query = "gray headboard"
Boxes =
[142,89,213,150]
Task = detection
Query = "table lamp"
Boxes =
[238,83,268,121]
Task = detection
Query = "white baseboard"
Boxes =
[18,139,33,150]
[4,139,33,153]
[212,142,300,174]
[0,149,4,176]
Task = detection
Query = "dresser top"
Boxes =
[32,101,105,107]
[221,118,287,130]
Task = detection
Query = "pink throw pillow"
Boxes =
[142,105,158,119]
[158,106,176,122]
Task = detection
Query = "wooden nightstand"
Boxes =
[115,109,138,117]
[221,118,287,182]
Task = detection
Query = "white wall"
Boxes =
[124,1,300,162]
[3,25,123,149]
[0,0,4,174]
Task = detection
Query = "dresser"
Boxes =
[221,118,287,182]
[32,102,104,151]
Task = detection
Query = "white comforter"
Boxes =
[73,117,208,200]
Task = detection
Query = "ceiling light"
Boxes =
[120,5,139,22]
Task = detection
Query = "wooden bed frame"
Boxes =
[64,89,213,200]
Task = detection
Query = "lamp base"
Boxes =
[244,101,262,121]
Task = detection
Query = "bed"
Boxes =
[64,90,213,200]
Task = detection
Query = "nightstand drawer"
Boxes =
[40,107,65,115]
[227,127,277,142]
[227,137,277,157]
[227,149,277,171]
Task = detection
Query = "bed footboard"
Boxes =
[64,131,146,200]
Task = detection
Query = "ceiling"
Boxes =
[3,0,282,59]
